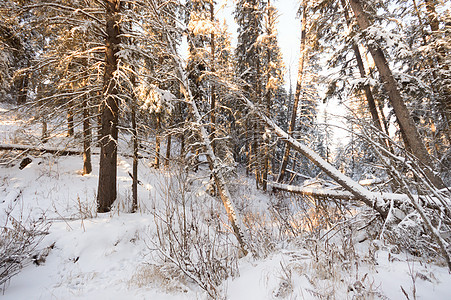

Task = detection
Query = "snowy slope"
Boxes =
[0,110,450,299]
[1,155,450,299]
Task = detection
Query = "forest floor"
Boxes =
[1,105,450,299]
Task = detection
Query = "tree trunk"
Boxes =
[97,106,102,143]
[154,114,161,169]
[210,2,216,153]
[348,0,445,189]
[41,120,48,143]
[412,0,428,45]
[17,68,28,105]
[262,0,274,191]
[424,0,439,32]
[82,99,92,175]
[165,134,171,167]
[131,90,138,212]
[166,29,249,254]
[97,0,121,213]
[67,107,74,137]
[278,4,308,183]
[0,143,88,155]
[341,0,396,156]
[254,49,262,188]
[180,130,185,157]
[245,124,250,176]
[348,40,383,130]
[184,88,249,255]
[241,94,388,218]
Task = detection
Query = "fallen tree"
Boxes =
[244,95,450,269]
[0,143,87,155]
[269,181,449,213]
[238,95,389,218]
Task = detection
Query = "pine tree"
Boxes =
[97,0,122,212]
[259,0,285,190]
[235,0,264,181]
[0,0,33,104]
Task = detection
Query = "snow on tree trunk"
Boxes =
[182,84,249,255]
[163,27,249,255]
[241,95,389,218]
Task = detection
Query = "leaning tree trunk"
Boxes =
[183,87,249,255]
[277,3,308,183]
[163,27,249,255]
[179,81,249,256]
[340,0,384,132]
[348,0,445,189]
[424,0,439,32]
[240,94,388,218]
[97,0,121,212]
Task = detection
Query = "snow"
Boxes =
[0,154,196,299]
[1,114,450,299]
[188,19,217,36]
[140,84,175,114]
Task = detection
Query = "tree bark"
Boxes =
[131,90,138,212]
[424,0,439,32]
[17,69,29,105]
[277,3,308,183]
[97,0,121,213]
[154,114,161,169]
[341,0,396,157]
[83,99,92,175]
[210,2,216,153]
[255,50,262,188]
[165,134,171,167]
[348,0,445,189]
[412,0,428,45]
[341,0,383,131]
[262,0,272,191]
[41,120,48,143]
[67,107,74,137]
[180,130,185,157]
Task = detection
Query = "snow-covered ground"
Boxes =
[1,110,450,299]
